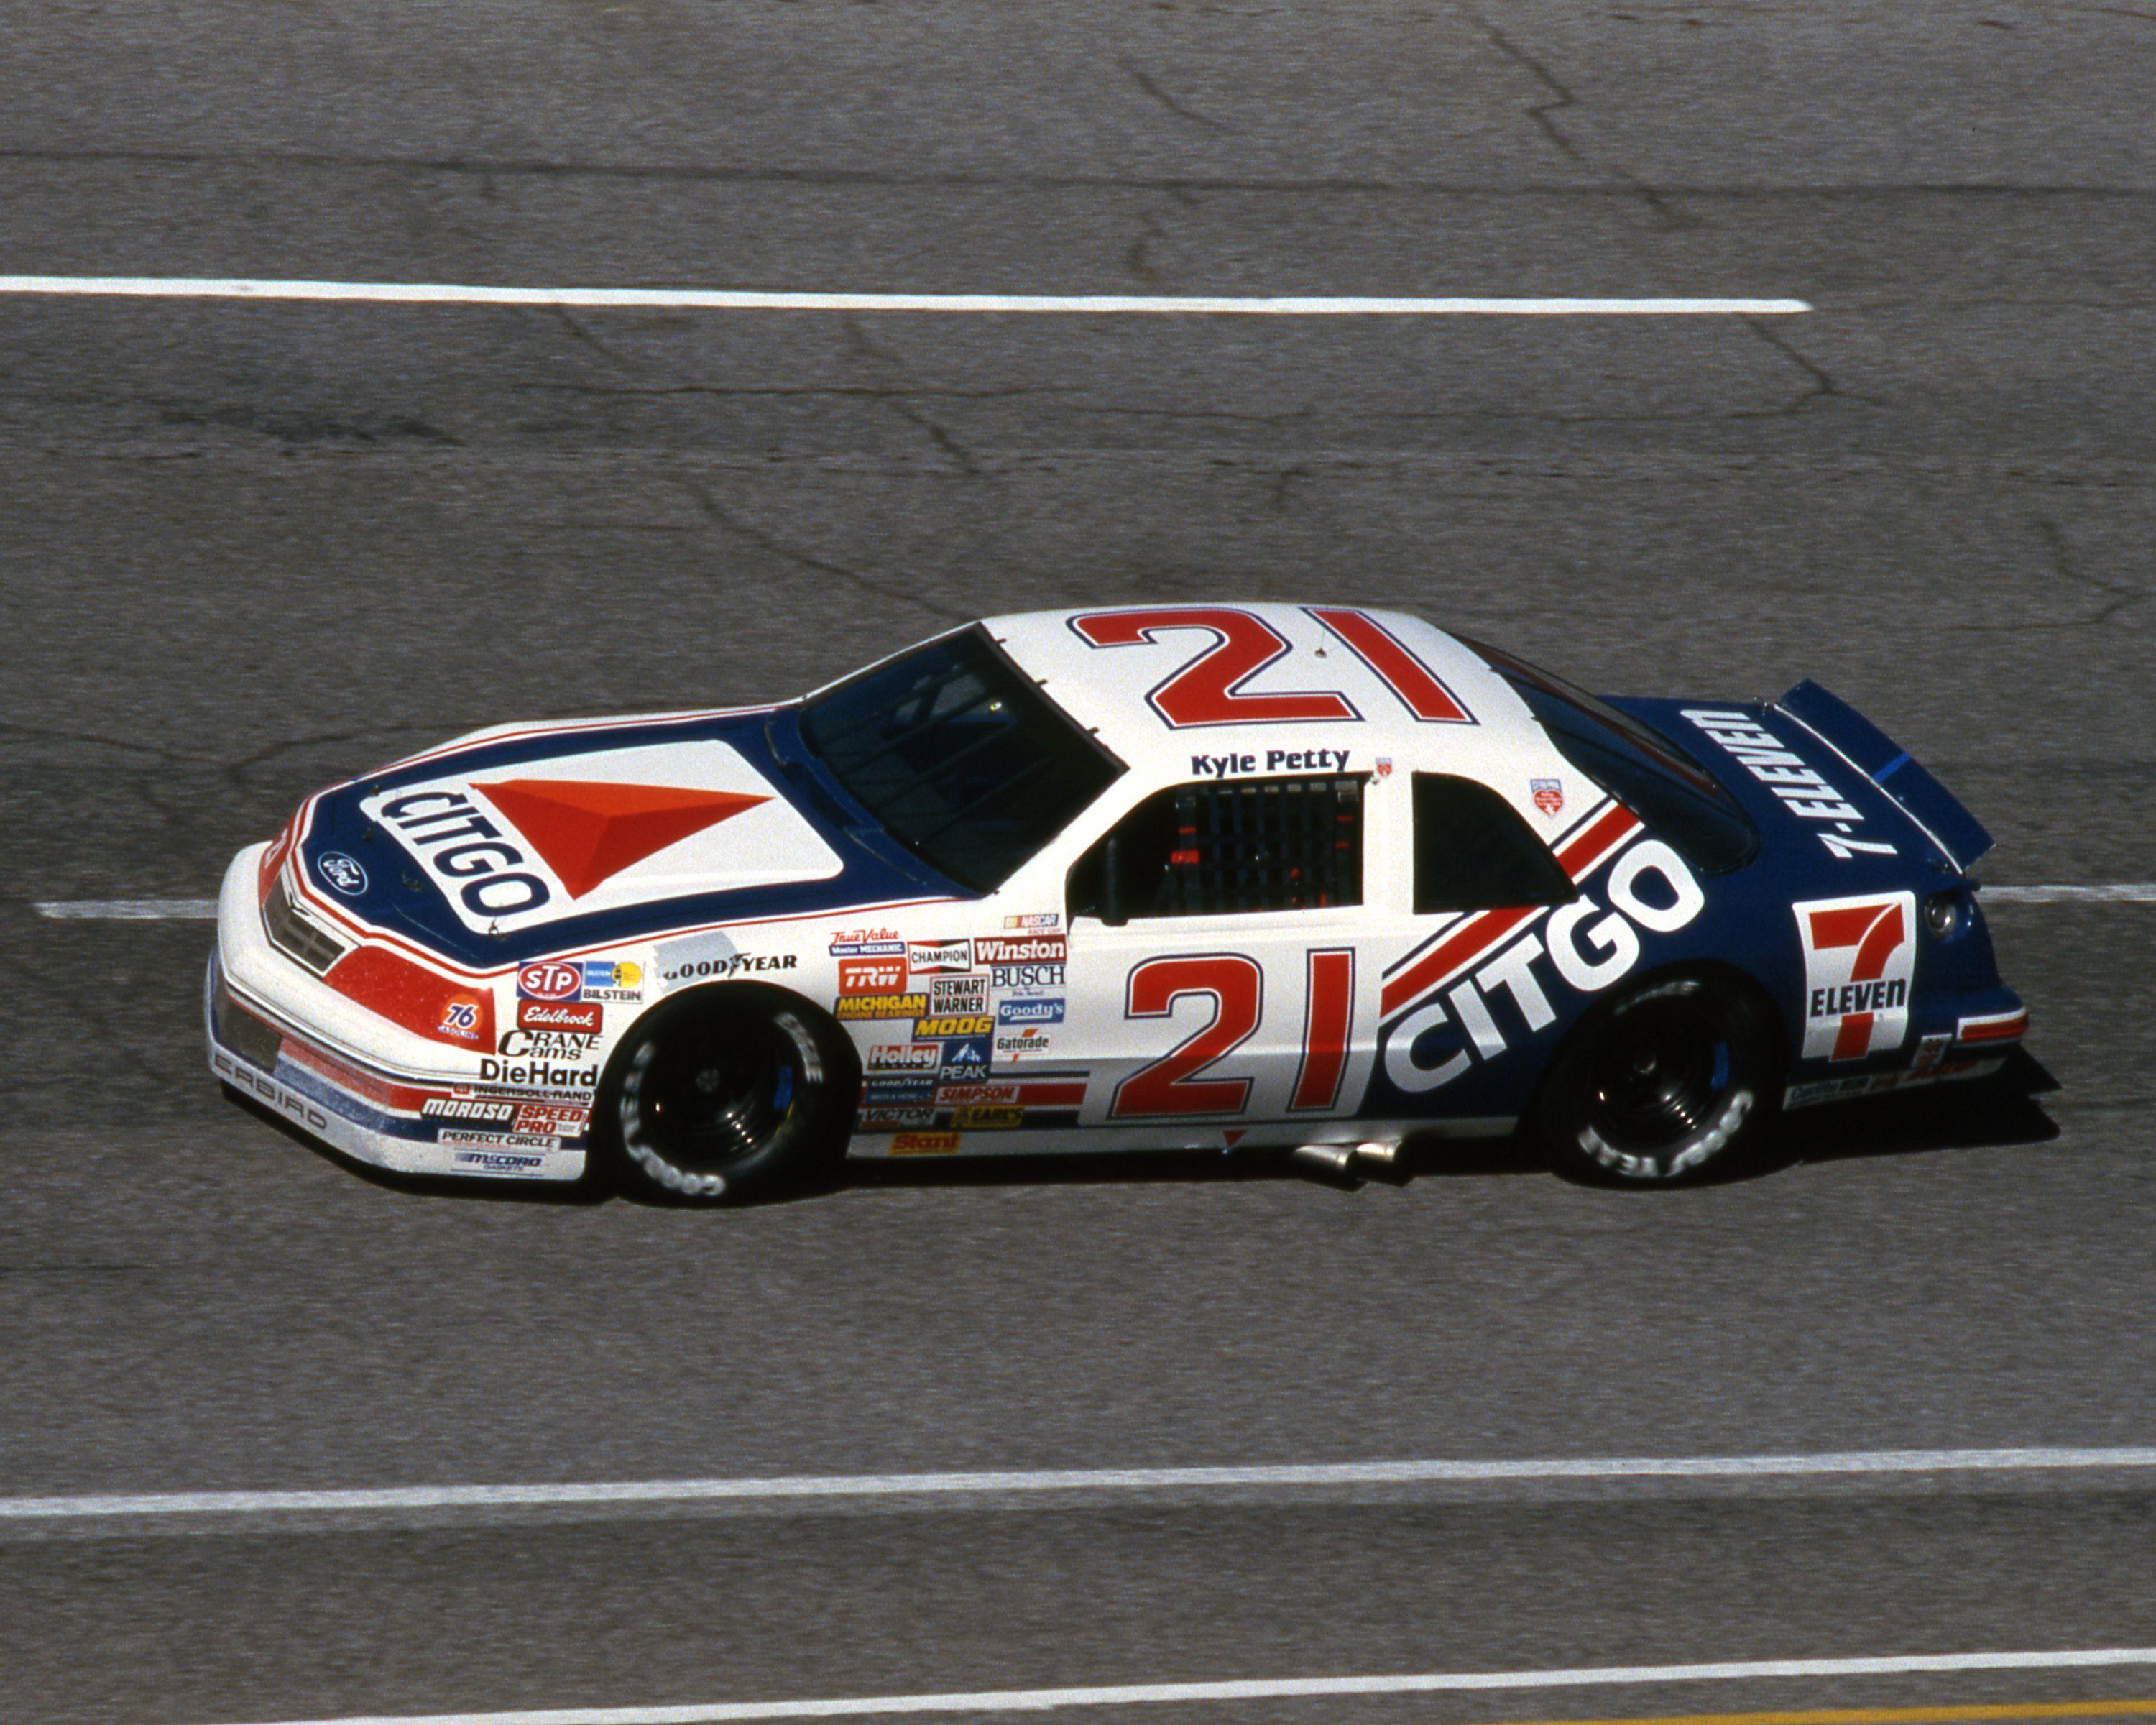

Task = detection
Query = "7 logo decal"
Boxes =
[1794,892,1915,1061]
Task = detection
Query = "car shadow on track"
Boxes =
[224,1054,2062,1204]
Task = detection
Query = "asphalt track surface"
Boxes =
[3,4,2155,1723]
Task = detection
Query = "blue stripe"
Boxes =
[1874,750,1912,783]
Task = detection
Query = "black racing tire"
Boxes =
[1534,974,1779,1187]
[593,985,857,1205]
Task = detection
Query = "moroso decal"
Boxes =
[1794,892,1915,1061]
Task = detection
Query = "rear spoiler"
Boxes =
[1774,680,1994,870]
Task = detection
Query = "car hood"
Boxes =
[294,706,959,966]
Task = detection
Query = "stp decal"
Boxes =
[1794,892,1916,1061]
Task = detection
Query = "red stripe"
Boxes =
[1556,803,1641,878]
[281,1038,438,1114]
[1958,1011,2028,1044]
[1381,906,1538,1017]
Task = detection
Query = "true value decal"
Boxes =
[1793,891,1915,1061]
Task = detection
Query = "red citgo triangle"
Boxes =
[474,778,770,898]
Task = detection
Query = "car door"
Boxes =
[1059,774,1381,1139]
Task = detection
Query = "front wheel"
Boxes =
[1534,975,1779,1186]
[594,987,856,1204]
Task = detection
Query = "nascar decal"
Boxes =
[358,740,842,935]
[1379,809,1705,1095]
[1793,891,1915,1061]
[1680,709,1898,861]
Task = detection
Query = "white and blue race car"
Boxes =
[208,604,2028,1200]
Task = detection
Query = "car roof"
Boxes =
[977,604,1563,791]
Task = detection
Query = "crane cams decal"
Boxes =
[1792,892,1915,1061]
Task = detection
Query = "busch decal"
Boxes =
[1794,892,1915,1061]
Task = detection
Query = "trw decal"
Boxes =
[1794,892,1916,1061]
[1069,609,1360,729]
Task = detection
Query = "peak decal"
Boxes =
[475,779,769,898]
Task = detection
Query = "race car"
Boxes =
[208,604,2028,1201]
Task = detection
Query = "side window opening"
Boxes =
[1414,773,1577,914]
[1069,776,1363,923]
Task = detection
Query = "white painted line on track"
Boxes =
[11,1445,2156,1524]
[0,275,1811,316]
[34,898,218,919]
[178,1647,2156,1725]
[1982,883,2156,904]
[31,886,2155,921]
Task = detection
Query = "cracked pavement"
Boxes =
[1,3,2154,1723]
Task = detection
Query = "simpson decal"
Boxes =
[1794,891,1916,1061]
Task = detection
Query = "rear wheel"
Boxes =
[1535,975,1778,1185]
[594,987,855,1204]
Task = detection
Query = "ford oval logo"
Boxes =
[517,962,583,1001]
[319,852,369,896]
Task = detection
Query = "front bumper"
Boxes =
[206,847,589,1182]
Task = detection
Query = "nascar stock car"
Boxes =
[208,604,2028,1202]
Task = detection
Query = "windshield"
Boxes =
[800,627,1126,893]
[1463,638,1759,874]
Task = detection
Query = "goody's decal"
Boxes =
[1793,891,1915,1061]
[356,739,842,936]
